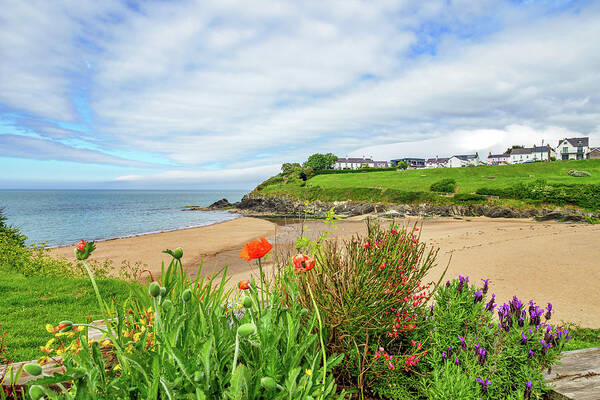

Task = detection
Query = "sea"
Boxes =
[0,190,246,247]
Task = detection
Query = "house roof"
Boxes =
[488,154,510,158]
[426,157,449,163]
[589,147,600,152]
[558,137,589,147]
[336,157,374,163]
[391,158,425,162]
[453,154,478,161]
[511,148,533,155]
[532,145,552,153]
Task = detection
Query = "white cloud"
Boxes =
[1,1,600,187]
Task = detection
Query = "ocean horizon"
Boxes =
[0,189,247,247]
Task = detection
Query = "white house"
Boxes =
[333,157,388,170]
[487,153,510,165]
[557,137,589,160]
[425,157,449,168]
[509,148,534,164]
[447,154,479,168]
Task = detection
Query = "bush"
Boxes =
[452,193,487,203]
[0,207,26,247]
[476,180,600,210]
[430,179,456,193]
[567,169,591,177]
[286,222,438,392]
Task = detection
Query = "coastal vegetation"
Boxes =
[255,159,600,212]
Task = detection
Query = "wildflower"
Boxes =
[454,357,460,366]
[305,369,312,376]
[388,362,395,370]
[481,278,489,294]
[477,347,487,365]
[545,303,552,320]
[476,378,491,394]
[521,332,527,345]
[292,253,316,273]
[447,346,453,359]
[524,380,532,399]
[474,291,483,303]
[528,348,534,358]
[458,336,466,351]
[240,237,273,261]
[238,280,250,290]
[442,352,447,362]
[76,240,86,251]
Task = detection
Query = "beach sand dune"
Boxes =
[51,215,600,328]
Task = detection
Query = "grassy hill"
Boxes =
[255,159,600,212]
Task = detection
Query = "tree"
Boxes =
[397,160,408,170]
[303,153,338,171]
[281,163,301,174]
[0,207,27,247]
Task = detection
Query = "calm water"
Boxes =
[0,190,246,247]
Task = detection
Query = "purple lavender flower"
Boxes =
[545,302,552,320]
[442,351,447,362]
[540,339,552,355]
[524,380,532,399]
[528,348,534,358]
[518,316,524,327]
[447,346,453,359]
[477,347,487,365]
[521,332,527,345]
[458,336,467,351]
[481,278,489,294]
[455,357,460,366]
[485,294,496,312]
[446,280,450,288]
[475,378,491,393]
[474,290,483,304]
[489,323,495,328]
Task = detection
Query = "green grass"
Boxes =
[257,159,600,210]
[0,271,135,362]
[562,325,600,352]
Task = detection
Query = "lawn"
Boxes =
[0,271,135,363]
[306,159,600,194]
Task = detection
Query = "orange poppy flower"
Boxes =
[292,254,316,274]
[240,237,273,261]
[238,280,250,290]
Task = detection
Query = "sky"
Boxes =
[1,0,599,189]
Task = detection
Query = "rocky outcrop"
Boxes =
[231,194,597,223]
[183,198,233,211]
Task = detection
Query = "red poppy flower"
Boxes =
[76,240,86,251]
[238,280,250,290]
[292,254,316,274]
[240,237,273,261]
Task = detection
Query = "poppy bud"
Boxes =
[172,247,183,260]
[243,296,252,308]
[58,320,73,332]
[238,280,250,290]
[29,385,45,400]
[159,287,167,297]
[237,323,256,337]
[162,299,173,311]
[182,289,192,302]
[149,282,160,297]
[24,363,43,376]
[260,376,277,390]
[74,240,96,260]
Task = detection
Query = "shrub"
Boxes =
[430,179,456,193]
[567,169,591,177]
[286,222,439,392]
[0,207,26,247]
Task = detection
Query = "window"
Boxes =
[563,147,569,153]
[578,147,583,153]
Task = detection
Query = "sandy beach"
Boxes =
[51,215,600,328]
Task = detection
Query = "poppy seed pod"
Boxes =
[162,299,173,311]
[172,247,183,260]
[29,385,45,400]
[159,287,167,297]
[243,296,252,308]
[260,376,277,390]
[58,320,73,332]
[24,363,43,376]
[149,282,160,297]
[182,289,192,302]
[237,323,256,337]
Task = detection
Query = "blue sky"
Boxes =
[1,0,599,189]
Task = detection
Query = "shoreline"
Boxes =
[46,212,244,249]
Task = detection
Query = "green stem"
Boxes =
[232,333,240,374]
[307,284,327,399]
[257,258,265,313]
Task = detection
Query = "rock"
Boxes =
[484,206,517,218]
[209,198,231,208]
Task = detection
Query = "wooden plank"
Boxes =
[544,347,600,399]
